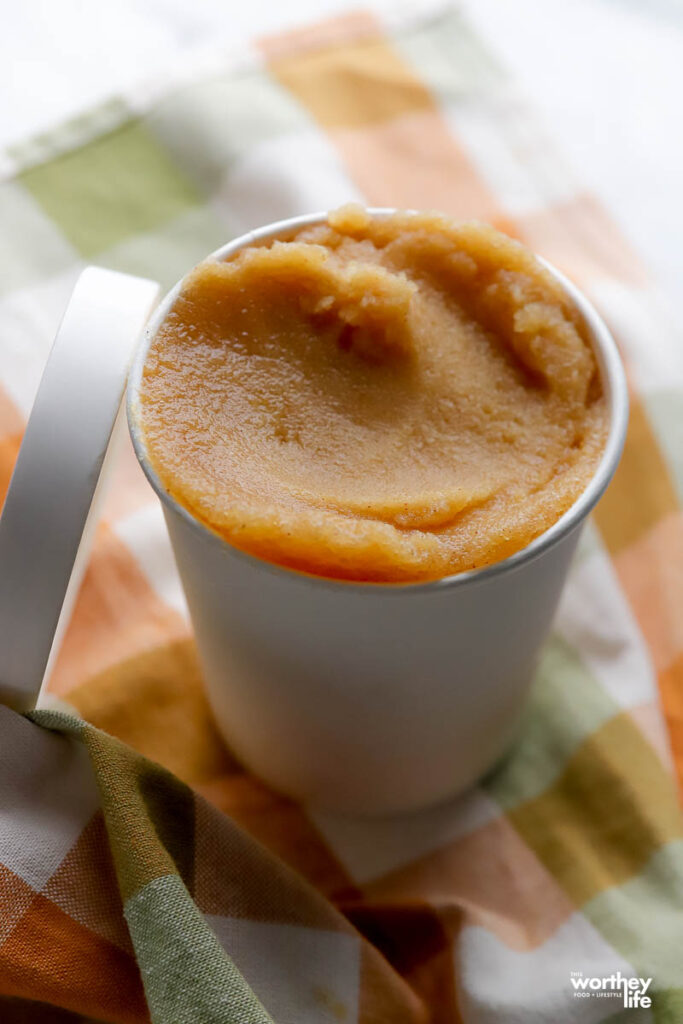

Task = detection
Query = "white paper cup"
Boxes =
[127,211,628,815]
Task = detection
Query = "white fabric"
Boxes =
[207,916,361,1024]
[2,0,682,313]
[458,913,646,1024]
[0,706,99,890]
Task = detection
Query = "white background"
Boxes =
[2,0,682,306]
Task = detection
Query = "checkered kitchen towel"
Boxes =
[1,5,682,1022]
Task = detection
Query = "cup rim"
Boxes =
[127,208,629,595]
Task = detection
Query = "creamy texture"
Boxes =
[139,207,608,582]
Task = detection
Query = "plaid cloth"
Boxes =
[1,4,683,1021]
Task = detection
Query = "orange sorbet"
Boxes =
[138,206,608,582]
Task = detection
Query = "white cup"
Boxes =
[127,211,628,815]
